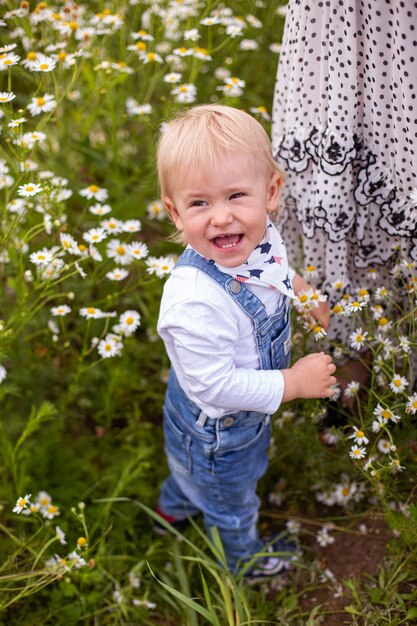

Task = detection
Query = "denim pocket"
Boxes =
[216,414,270,454]
[163,406,193,476]
[212,416,271,483]
[271,322,291,369]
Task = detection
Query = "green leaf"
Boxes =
[148,564,212,622]
[406,607,417,621]
[344,605,361,615]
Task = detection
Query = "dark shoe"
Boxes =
[245,536,298,582]
[153,504,191,536]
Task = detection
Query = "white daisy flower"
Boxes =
[106,268,129,281]
[127,241,148,260]
[146,255,175,278]
[373,404,401,424]
[18,182,43,197]
[83,227,107,244]
[118,310,141,336]
[406,393,417,415]
[60,232,81,255]
[147,200,166,221]
[13,494,31,514]
[79,184,108,202]
[316,526,335,547]
[377,438,391,454]
[163,72,182,83]
[27,93,56,116]
[89,203,112,216]
[171,83,197,103]
[389,374,409,394]
[51,304,71,316]
[102,217,124,234]
[122,219,141,233]
[200,16,220,26]
[348,426,369,445]
[0,364,7,384]
[106,239,132,265]
[79,307,115,319]
[344,381,360,398]
[0,91,16,103]
[31,54,57,73]
[55,526,67,545]
[348,328,368,350]
[0,52,20,70]
[98,333,123,358]
[30,248,54,265]
[349,445,366,460]
[346,300,367,313]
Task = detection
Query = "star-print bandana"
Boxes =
[212,219,295,298]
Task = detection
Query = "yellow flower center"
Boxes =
[313,326,323,334]
[87,307,96,315]
[89,185,99,193]
[69,21,78,30]
[58,51,67,60]
[393,379,401,387]
[356,334,363,343]
[48,505,58,513]
[299,294,308,303]
[342,487,349,497]
[413,400,417,409]
[39,63,49,70]
[333,304,343,314]
[78,244,87,252]
[27,51,37,60]
[136,42,147,51]
[353,449,361,456]
[18,497,27,507]
[147,52,156,61]
[306,265,316,271]
[162,265,169,271]
[26,185,34,192]
[356,430,364,438]
[351,301,361,308]
[126,317,134,325]
[357,289,369,297]
[379,317,389,326]
[37,97,45,106]
[116,246,125,255]
[382,410,392,420]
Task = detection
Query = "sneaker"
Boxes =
[153,505,191,536]
[245,537,298,582]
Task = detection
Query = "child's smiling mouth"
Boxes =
[211,234,242,249]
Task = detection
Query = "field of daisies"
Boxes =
[1,1,416,624]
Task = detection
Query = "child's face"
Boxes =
[163,152,281,267]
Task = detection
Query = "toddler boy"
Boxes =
[155,104,335,578]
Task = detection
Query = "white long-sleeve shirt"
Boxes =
[158,262,293,419]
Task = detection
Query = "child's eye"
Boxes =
[189,200,206,207]
[230,192,245,200]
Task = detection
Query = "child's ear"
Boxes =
[266,172,282,213]
[163,196,184,231]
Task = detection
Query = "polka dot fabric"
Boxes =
[272,0,417,341]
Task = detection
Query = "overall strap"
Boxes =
[175,248,268,325]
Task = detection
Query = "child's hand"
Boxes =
[281,353,336,402]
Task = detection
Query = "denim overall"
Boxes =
[159,248,291,572]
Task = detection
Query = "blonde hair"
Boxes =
[157,104,284,200]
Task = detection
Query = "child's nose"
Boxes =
[210,203,233,227]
